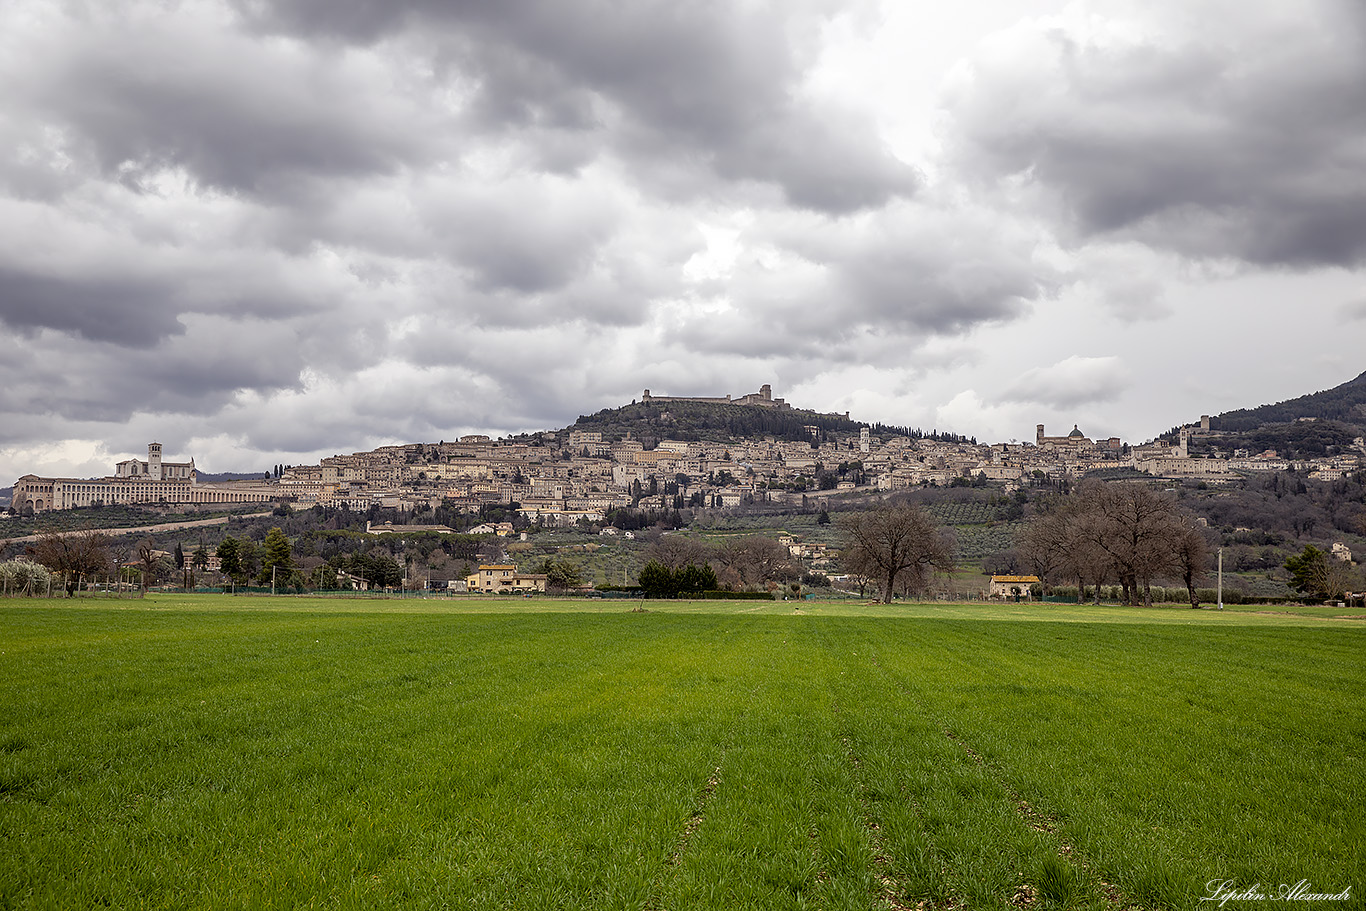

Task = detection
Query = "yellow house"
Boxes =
[466,565,547,594]
[989,575,1041,600]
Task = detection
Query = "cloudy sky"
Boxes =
[3,0,1364,480]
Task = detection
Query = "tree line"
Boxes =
[644,533,806,593]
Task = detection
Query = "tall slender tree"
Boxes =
[258,527,294,586]
[216,537,244,584]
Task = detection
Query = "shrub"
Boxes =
[0,560,53,596]
[639,561,718,598]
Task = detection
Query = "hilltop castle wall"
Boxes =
[642,384,790,410]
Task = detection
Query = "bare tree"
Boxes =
[137,538,163,596]
[713,536,797,591]
[1018,481,1211,607]
[1310,555,1362,602]
[1170,524,1213,609]
[1019,499,1072,596]
[1081,482,1181,606]
[648,535,713,570]
[1068,508,1115,603]
[27,531,111,597]
[839,504,954,603]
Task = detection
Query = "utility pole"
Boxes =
[272,564,276,597]
[1217,546,1223,611]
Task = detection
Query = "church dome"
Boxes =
[1068,425,1084,438]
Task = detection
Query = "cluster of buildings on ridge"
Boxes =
[10,389,1365,517]
[1124,416,1362,480]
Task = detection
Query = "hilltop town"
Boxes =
[11,384,1364,519]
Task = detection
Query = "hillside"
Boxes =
[570,397,979,448]
[571,399,863,445]
[1210,371,1366,433]
[1167,371,1366,459]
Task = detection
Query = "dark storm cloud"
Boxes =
[0,268,185,347]
[0,318,309,423]
[22,25,429,198]
[830,233,1045,334]
[781,204,1052,332]
[416,179,621,296]
[0,241,348,351]
[947,1,1366,267]
[233,0,919,212]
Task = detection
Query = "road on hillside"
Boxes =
[0,511,275,547]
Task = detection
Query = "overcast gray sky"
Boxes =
[3,0,1364,480]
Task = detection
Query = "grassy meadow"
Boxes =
[1,595,1361,910]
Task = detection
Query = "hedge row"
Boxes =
[1041,584,1289,605]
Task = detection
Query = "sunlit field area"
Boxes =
[1,595,1361,910]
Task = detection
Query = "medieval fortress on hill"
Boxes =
[10,390,1363,516]
[641,384,853,421]
[643,384,790,409]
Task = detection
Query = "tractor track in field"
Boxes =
[826,694,919,911]
[865,650,1134,911]
[643,744,729,911]
[815,625,964,911]
[665,764,724,869]
[842,730,920,911]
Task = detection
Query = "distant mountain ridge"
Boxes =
[196,471,270,483]
[1162,371,1366,460]
[1210,371,1366,433]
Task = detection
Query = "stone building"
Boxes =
[12,443,274,514]
[640,384,791,410]
[115,443,196,482]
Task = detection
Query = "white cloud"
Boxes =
[1000,356,1130,409]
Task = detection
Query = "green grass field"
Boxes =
[1,596,1361,910]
